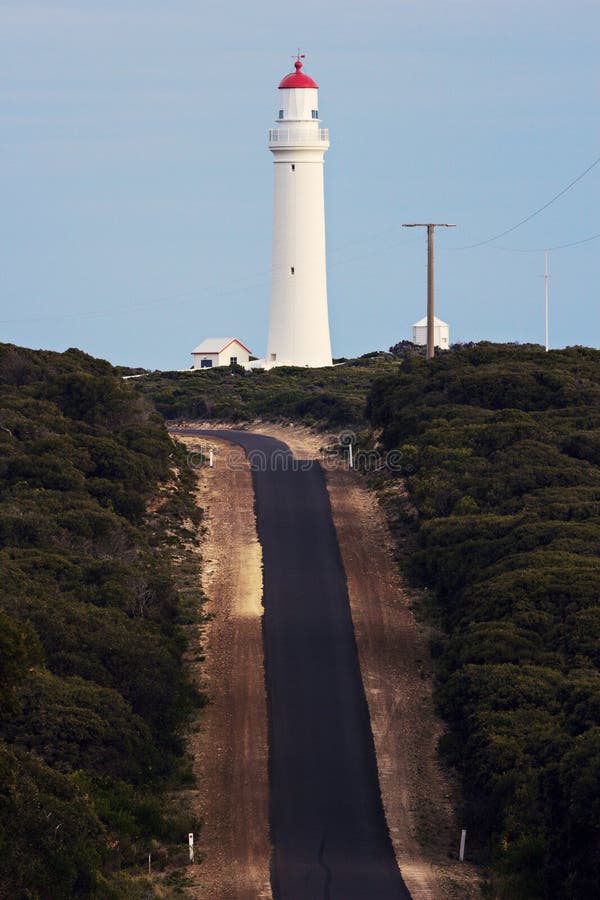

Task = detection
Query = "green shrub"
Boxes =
[368,343,600,892]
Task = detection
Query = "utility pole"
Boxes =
[403,223,456,359]
[544,250,550,352]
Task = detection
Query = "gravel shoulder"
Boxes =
[173,433,272,900]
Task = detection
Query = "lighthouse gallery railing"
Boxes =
[268,127,329,144]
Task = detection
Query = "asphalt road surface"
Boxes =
[187,429,411,900]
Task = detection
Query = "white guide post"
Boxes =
[266,55,333,368]
[188,832,194,863]
[459,829,466,862]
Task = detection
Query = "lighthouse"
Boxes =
[265,55,333,368]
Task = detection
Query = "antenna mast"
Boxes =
[544,250,550,352]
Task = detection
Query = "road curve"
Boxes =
[179,429,411,900]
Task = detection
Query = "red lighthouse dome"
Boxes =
[278,58,318,89]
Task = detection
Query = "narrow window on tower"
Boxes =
[278,110,284,119]
[290,266,295,275]
[312,110,319,118]
[291,164,295,172]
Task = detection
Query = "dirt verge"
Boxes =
[173,434,272,900]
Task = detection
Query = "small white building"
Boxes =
[412,316,450,350]
[191,338,252,369]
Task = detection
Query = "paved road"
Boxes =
[182,429,411,900]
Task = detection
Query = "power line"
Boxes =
[1,159,598,326]
[491,232,600,253]
[448,153,600,251]
[0,235,422,326]
[0,275,269,325]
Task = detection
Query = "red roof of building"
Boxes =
[278,59,318,89]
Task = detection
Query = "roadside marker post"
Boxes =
[459,828,466,862]
[348,443,353,469]
[188,832,194,863]
[209,448,214,468]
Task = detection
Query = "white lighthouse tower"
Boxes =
[265,55,333,368]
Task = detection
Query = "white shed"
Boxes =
[191,338,252,369]
[412,316,450,350]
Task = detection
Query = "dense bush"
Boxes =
[133,357,401,426]
[0,343,202,898]
[368,343,600,897]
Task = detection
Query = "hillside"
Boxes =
[367,343,600,897]
[3,340,599,898]
[0,344,204,899]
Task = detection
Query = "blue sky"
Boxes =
[1,0,599,369]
